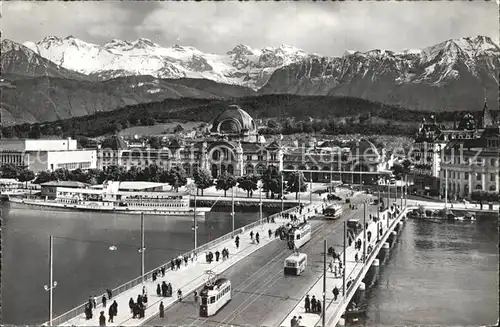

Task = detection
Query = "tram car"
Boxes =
[287,222,311,249]
[199,278,231,317]
[324,204,343,219]
[284,252,308,275]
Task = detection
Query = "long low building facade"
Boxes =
[0,137,97,173]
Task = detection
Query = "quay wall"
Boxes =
[323,206,413,327]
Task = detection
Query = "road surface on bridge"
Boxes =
[146,194,378,327]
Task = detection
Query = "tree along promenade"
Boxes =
[53,202,323,326]
[280,205,411,327]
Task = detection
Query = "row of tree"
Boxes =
[258,117,417,136]
[1,164,309,199]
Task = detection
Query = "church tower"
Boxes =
[480,98,493,129]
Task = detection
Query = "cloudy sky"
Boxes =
[1,1,498,56]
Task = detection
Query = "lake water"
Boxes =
[0,202,275,325]
[360,217,499,326]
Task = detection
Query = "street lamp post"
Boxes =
[298,171,301,206]
[258,180,263,224]
[140,212,145,285]
[281,173,284,213]
[310,171,312,205]
[363,202,367,263]
[231,186,235,234]
[44,235,57,326]
[445,169,448,209]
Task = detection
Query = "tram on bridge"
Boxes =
[287,222,311,250]
[199,278,232,317]
[284,252,308,275]
[324,204,343,219]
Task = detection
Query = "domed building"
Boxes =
[209,105,258,143]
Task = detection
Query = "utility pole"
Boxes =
[231,186,235,234]
[363,202,367,263]
[298,171,301,206]
[310,171,313,205]
[444,169,448,209]
[395,182,398,208]
[343,221,346,296]
[140,212,145,285]
[259,181,263,225]
[193,190,198,247]
[44,235,57,326]
[322,239,327,327]
[281,173,284,213]
[405,175,408,206]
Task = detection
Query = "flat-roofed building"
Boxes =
[0,137,97,173]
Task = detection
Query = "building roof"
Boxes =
[41,181,89,188]
[210,105,257,135]
[114,181,168,191]
[101,135,128,150]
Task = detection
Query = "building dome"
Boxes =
[210,105,256,135]
[101,135,127,150]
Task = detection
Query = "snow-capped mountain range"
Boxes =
[260,35,500,111]
[23,36,313,90]
[1,35,498,125]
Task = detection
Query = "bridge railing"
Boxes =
[48,204,312,326]
[321,206,412,327]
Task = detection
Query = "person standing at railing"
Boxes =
[106,288,112,300]
[102,294,107,308]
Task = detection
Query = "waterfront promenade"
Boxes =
[55,202,322,326]
[280,205,409,327]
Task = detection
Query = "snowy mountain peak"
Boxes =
[227,44,254,56]
[133,38,159,49]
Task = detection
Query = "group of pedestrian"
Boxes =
[157,281,173,297]
[304,294,322,314]
[170,255,188,271]
[129,294,146,319]
[250,231,260,244]
[290,315,303,327]
[152,267,166,282]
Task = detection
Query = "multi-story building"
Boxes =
[440,124,500,199]
[410,102,497,195]
[0,137,97,173]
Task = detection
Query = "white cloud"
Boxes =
[2,1,498,56]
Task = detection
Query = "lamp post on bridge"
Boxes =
[44,235,57,326]
[257,180,263,225]
[187,182,199,245]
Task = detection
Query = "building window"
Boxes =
[258,155,264,161]
[490,158,496,166]
[246,155,252,161]
[464,172,469,180]
[476,173,481,181]
[490,173,495,182]
[271,153,277,161]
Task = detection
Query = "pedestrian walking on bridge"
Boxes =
[250,231,254,241]
[235,235,240,249]
[333,286,339,301]
[177,289,183,302]
[159,301,165,319]
[99,311,106,326]
[255,232,260,244]
[304,295,310,313]
[268,228,272,238]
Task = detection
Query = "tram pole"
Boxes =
[194,191,198,247]
[310,171,313,205]
[343,221,346,296]
[281,172,284,213]
[405,174,408,206]
[298,171,301,207]
[363,202,366,263]
[231,186,235,234]
[322,239,327,327]
[140,212,145,285]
